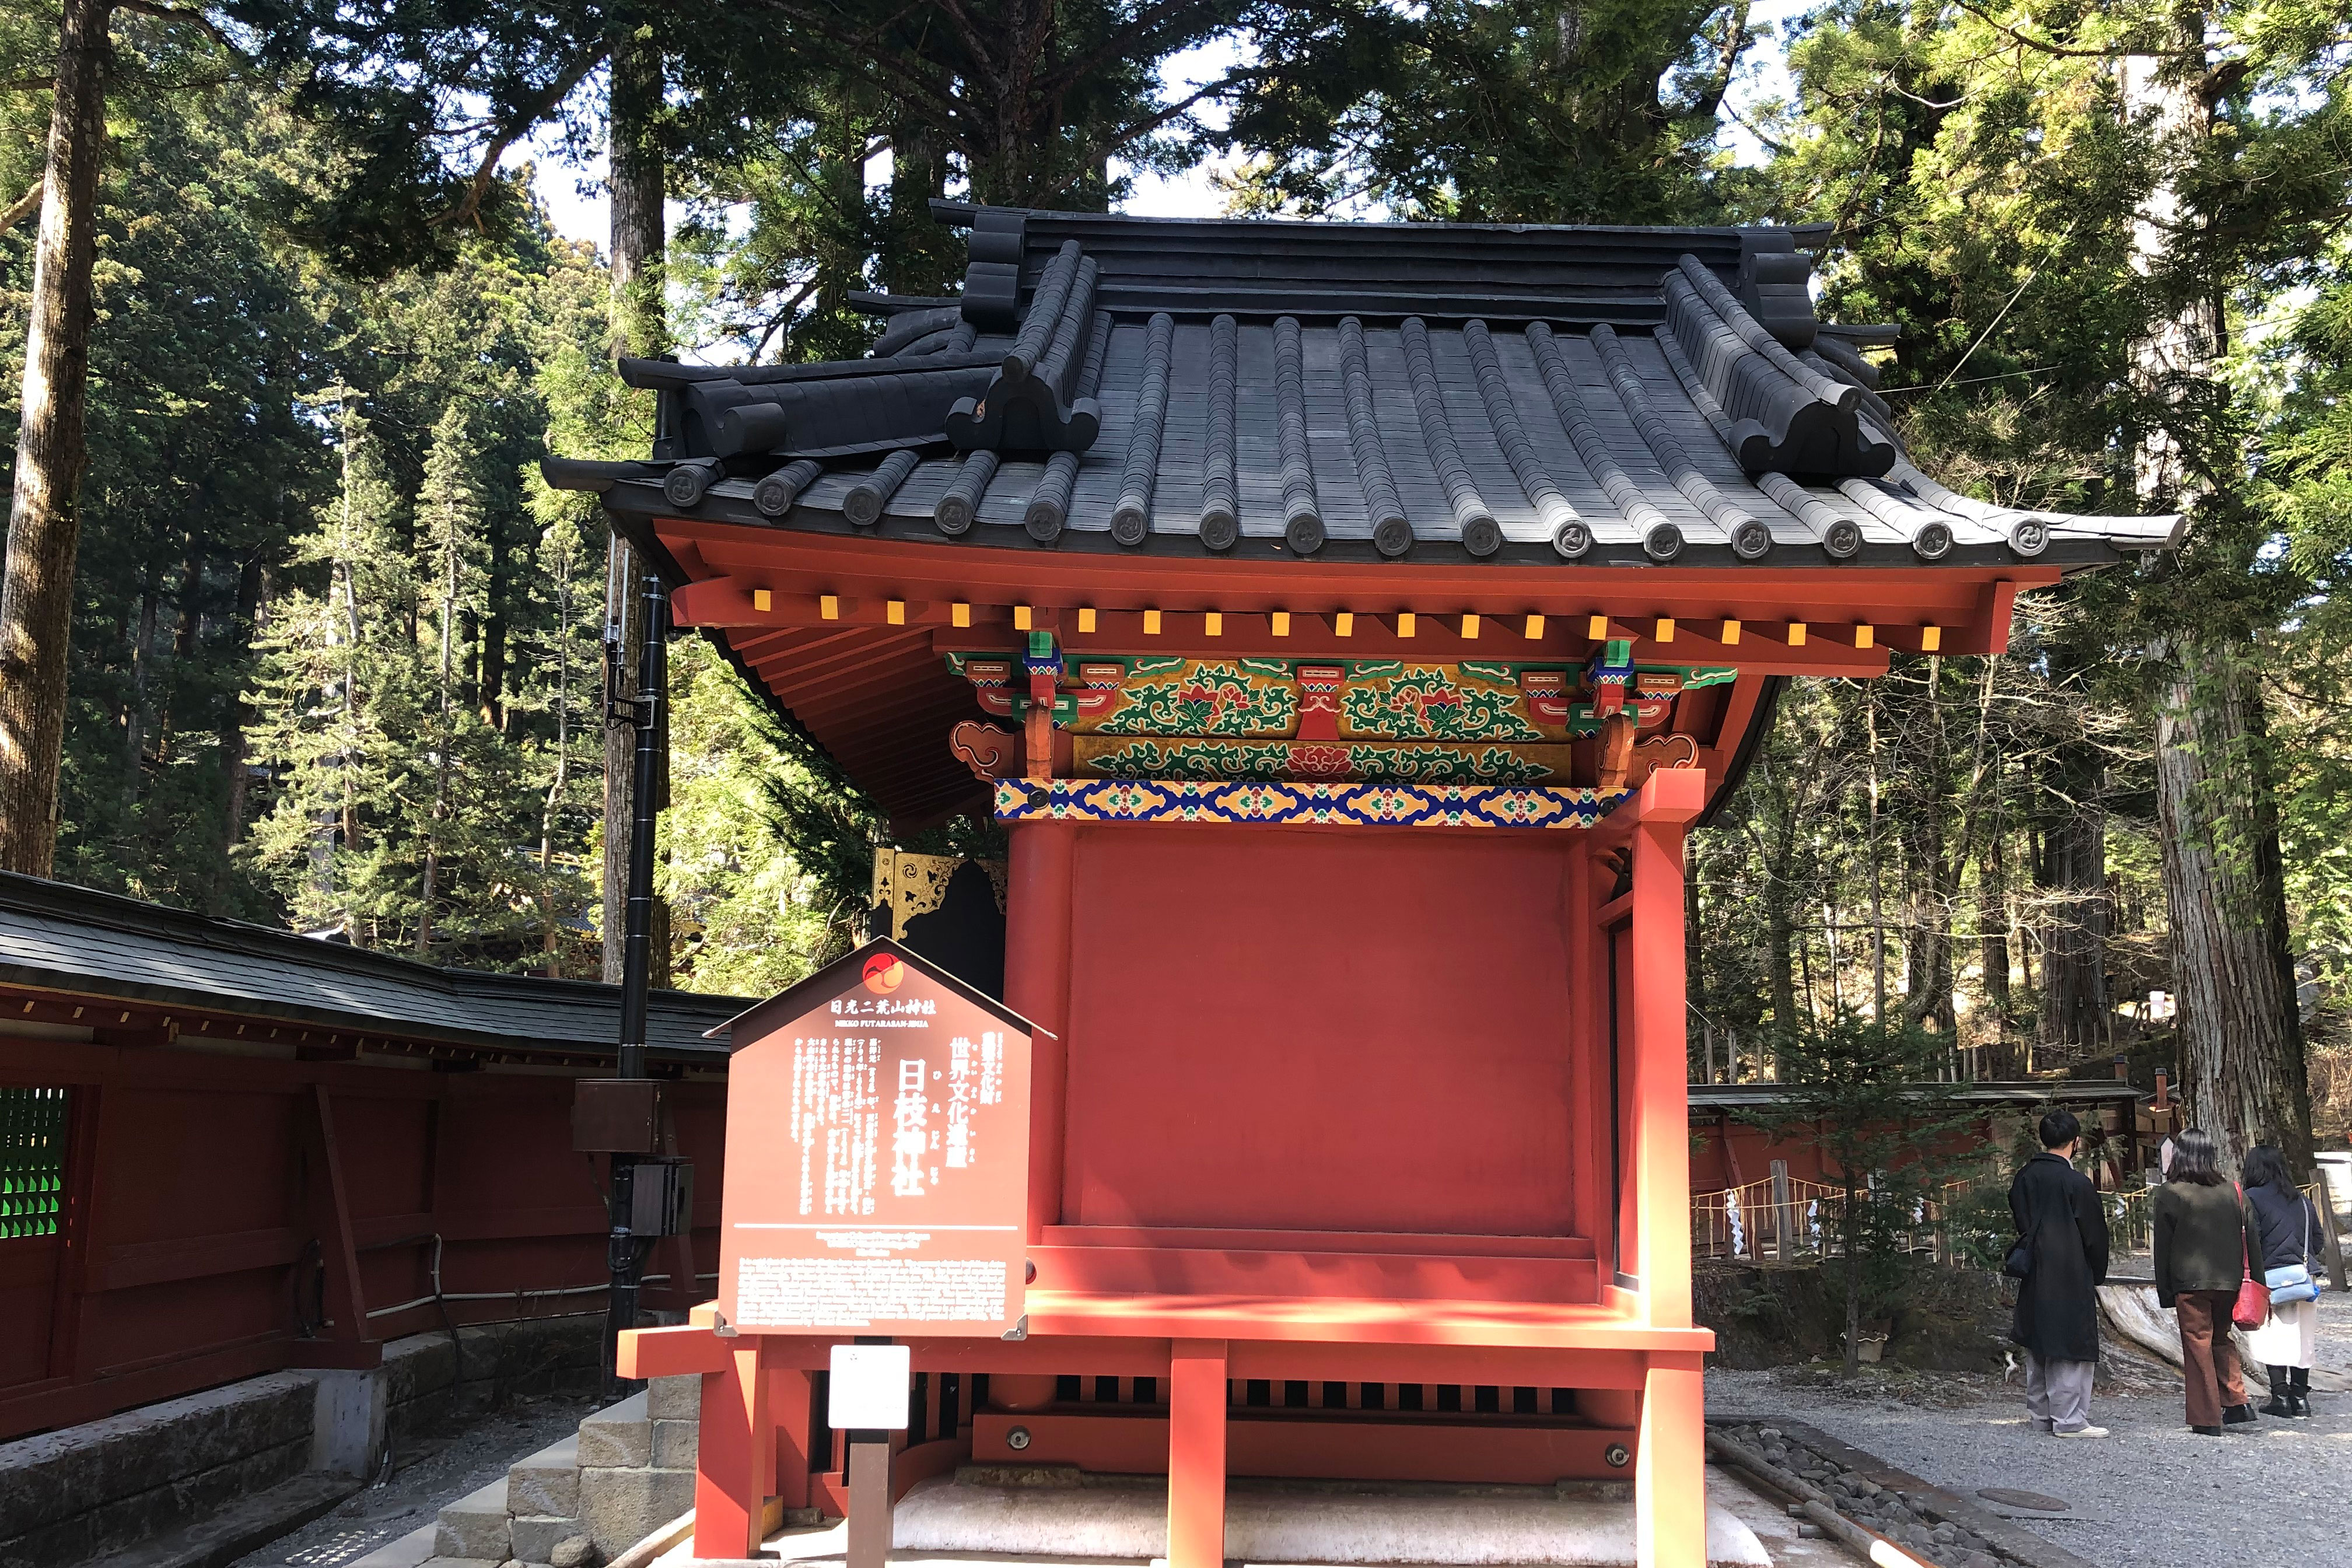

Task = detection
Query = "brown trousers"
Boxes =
[2174,1290,2248,1427]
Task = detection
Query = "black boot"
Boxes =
[2262,1367,2294,1418]
[2290,1366,2313,1418]
[2223,1400,2259,1425]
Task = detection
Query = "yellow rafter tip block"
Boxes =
[1013,605,1033,632]
[1587,613,1609,639]
[886,599,907,625]
[951,601,971,628]
[820,594,841,621]
[1788,622,1808,646]
[1922,625,1943,652]
[1143,609,1163,635]
[752,587,772,612]
[1205,612,1223,636]
[1397,612,1416,638]
[1334,612,1354,636]
[1271,611,1291,636]
[1656,617,1675,643]
[1077,607,1097,633]
[1461,614,1480,639]
[1722,619,1742,645]
[1524,614,1545,639]
[1855,624,1874,649]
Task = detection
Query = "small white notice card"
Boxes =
[827,1343,911,1430]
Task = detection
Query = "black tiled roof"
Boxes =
[0,872,743,1061]
[547,205,2180,569]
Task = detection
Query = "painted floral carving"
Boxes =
[1339,664,1541,742]
[1091,660,1298,737]
[1084,738,1554,784]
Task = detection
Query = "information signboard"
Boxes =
[716,939,1032,1336]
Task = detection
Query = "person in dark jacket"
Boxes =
[2242,1144,2323,1418]
[2152,1128,2258,1434]
[2008,1110,2111,1437]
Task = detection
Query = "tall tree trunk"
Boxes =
[881,113,957,297]
[2155,643,2312,1168]
[173,536,203,657]
[0,0,112,876]
[2035,746,2109,1056]
[1866,687,1889,1024]
[421,538,457,957]
[1979,765,2018,1076]
[542,537,576,977]
[124,552,162,807]
[220,554,265,869]
[604,23,669,985]
[2126,30,2312,1169]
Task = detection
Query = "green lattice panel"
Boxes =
[1,1087,68,1240]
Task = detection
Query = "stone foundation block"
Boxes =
[510,1513,588,1562]
[650,1419,697,1470]
[431,1478,509,1562]
[648,1376,700,1421]
[580,1465,695,1558]
[575,1391,650,1470]
[508,1434,580,1517]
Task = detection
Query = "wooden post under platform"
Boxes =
[1167,1339,1229,1568]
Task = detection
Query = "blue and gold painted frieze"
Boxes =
[993,778,1629,830]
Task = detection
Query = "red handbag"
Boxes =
[2232,1184,2270,1330]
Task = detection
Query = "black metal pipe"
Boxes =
[605,572,668,1387]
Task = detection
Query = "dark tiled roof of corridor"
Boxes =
[0,872,744,1061]
[547,204,2180,569]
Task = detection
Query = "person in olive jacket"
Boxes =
[2008,1110,2112,1437]
[2152,1128,2259,1434]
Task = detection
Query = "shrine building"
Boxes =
[547,204,2177,1568]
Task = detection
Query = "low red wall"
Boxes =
[0,1036,722,1441]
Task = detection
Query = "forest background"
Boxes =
[5,1,2351,1154]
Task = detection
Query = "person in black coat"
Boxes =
[2008,1109,2112,1437]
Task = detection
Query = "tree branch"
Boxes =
[0,181,40,242]
[1049,68,1255,198]
[1040,0,1225,99]
[429,42,610,231]
[114,0,237,53]
[1951,1,2208,61]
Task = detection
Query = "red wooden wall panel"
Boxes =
[0,1038,730,1442]
[1060,825,1583,1237]
[101,1088,298,1245]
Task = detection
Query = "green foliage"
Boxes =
[1228,0,1756,220]
[1740,1008,1985,1372]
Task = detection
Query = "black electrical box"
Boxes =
[629,1156,694,1237]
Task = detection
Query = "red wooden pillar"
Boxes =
[1629,769,1706,1568]
[1167,1339,1228,1568]
[1636,1363,1707,1568]
[1629,768,1702,1326]
[1004,820,1074,1241]
[693,1343,771,1559]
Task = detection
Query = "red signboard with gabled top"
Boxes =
[712,937,1033,1338]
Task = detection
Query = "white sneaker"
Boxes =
[2052,1424,2110,1438]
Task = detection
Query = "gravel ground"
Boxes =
[1708,1289,2352,1568]
[232,1392,598,1568]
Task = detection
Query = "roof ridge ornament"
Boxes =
[1662,256,1896,478]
